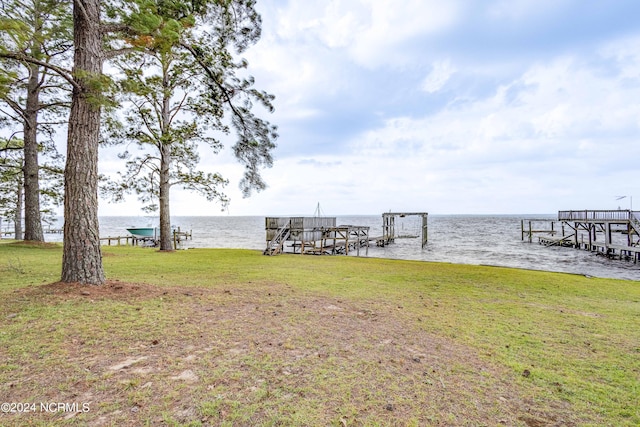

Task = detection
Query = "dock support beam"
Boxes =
[382,212,428,248]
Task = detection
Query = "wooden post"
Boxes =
[422,214,428,248]
[366,229,369,256]
[345,231,349,256]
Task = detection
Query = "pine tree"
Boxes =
[103,1,277,251]
[0,0,72,241]
[0,137,24,239]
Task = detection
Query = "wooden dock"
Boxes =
[529,210,640,263]
[381,212,428,248]
[100,228,192,249]
[3,226,191,249]
[2,228,63,238]
[264,212,428,256]
[100,236,136,246]
[264,217,371,256]
[172,227,192,249]
[99,235,159,246]
[521,219,560,243]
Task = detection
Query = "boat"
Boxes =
[126,227,156,239]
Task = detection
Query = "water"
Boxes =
[41,215,640,281]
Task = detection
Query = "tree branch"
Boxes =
[0,52,80,92]
[168,91,189,125]
[37,101,71,111]
[0,145,24,152]
[0,97,26,121]
[179,41,247,131]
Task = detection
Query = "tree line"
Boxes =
[0,0,277,285]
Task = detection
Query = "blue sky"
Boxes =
[100,0,640,216]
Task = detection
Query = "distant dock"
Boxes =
[101,228,192,249]
[524,210,640,263]
[1,226,63,238]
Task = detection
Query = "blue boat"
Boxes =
[126,227,156,239]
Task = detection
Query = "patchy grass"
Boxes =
[0,242,639,426]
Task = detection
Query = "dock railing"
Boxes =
[558,210,638,222]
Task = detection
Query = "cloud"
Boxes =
[344,0,461,68]
[265,0,460,69]
[340,40,640,212]
[421,59,457,93]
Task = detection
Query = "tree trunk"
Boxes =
[158,63,173,251]
[14,177,23,240]
[159,135,173,251]
[159,144,173,251]
[23,60,44,242]
[61,0,105,284]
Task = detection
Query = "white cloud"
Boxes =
[421,59,457,93]
[266,0,460,69]
[340,47,640,212]
[347,0,460,68]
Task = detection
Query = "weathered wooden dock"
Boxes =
[521,219,560,243]
[100,228,192,249]
[172,227,193,249]
[100,236,137,246]
[264,217,371,256]
[381,212,428,248]
[528,210,640,263]
[264,212,428,256]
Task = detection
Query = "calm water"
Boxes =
[42,215,640,281]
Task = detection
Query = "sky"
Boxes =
[99,0,640,216]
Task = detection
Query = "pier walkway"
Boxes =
[532,210,640,263]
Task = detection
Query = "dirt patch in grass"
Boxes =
[11,280,182,301]
[2,281,580,426]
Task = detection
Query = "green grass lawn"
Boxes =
[0,241,639,426]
